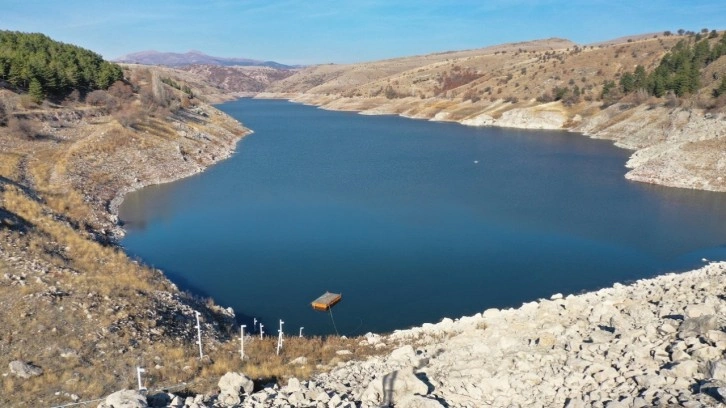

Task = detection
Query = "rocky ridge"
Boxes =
[99,261,726,407]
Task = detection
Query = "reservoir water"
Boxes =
[119,99,726,335]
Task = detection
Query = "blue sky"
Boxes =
[2,0,725,65]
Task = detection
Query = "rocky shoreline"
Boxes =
[98,261,726,407]
[106,104,252,239]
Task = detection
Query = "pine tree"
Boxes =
[28,77,44,103]
[0,100,7,126]
[633,65,647,90]
[714,76,726,97]
[620,72,635,93]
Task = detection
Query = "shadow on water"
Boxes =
[126,253,261,328]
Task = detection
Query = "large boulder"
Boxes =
[9,360,43,379]
[97,389,148,408]
[707,359,726,382]
[217,372,254,406]
[389,345,428,368]
[389,345,416,364]
[678,315,720,339]
[362,367,429,406]
[663,360,699,379]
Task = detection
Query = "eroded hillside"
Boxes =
[0,64,250,406]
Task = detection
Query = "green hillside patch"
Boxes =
[0,30,123,102]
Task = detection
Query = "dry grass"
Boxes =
[175,334,390,396]
[270,35,694,121]
[2,187,155,295]
[0,152,22,179]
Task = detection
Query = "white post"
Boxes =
[276,319,285,356]
[136,367,146,392]
[299,327,304,338]
[259,323,264,339]
[195,311,203,359]
[240,324,246,360]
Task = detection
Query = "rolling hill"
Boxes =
[114,49,295,69]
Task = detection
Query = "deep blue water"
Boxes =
[119,99,726,336]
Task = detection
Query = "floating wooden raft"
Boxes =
[311,292,342,311]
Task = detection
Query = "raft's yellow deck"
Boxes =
[311,292,342,311]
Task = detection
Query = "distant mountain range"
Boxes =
[114,50,295,69]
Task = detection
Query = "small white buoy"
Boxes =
[474,160,479,164]
[702,258,709,262]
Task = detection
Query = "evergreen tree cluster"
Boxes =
[0,30,123,103]
[620,32,726,98]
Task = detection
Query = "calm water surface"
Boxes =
[120,99,726,335]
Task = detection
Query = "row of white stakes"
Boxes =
[137,313,304,391]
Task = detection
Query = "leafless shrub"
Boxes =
[85,90,118,112]
[537,92,554,103]
[64,89,81,105]
[0,100,7,126]
[107,81,134,100]
[434,68,482,95]
[696,94,726,111]
[113,106,144,128]
[7,117,38,139]
[632,89,650,104]
[180,95,192,109]
[169,99,181,112]
[710,94,726,111]
[18,95,37,109]
[463,90,481,102]
[665,91,680,108]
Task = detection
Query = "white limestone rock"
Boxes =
[361,367,429,406]
[679,315,720,339]
[707,360,726,382]
[218,372,254,406]
[684,303,715,318]
[97,389,148,408]
[289,356,308,365]
[663,360,699,379]
[9,360,43,379]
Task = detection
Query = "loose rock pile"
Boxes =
[99,262,726,407]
